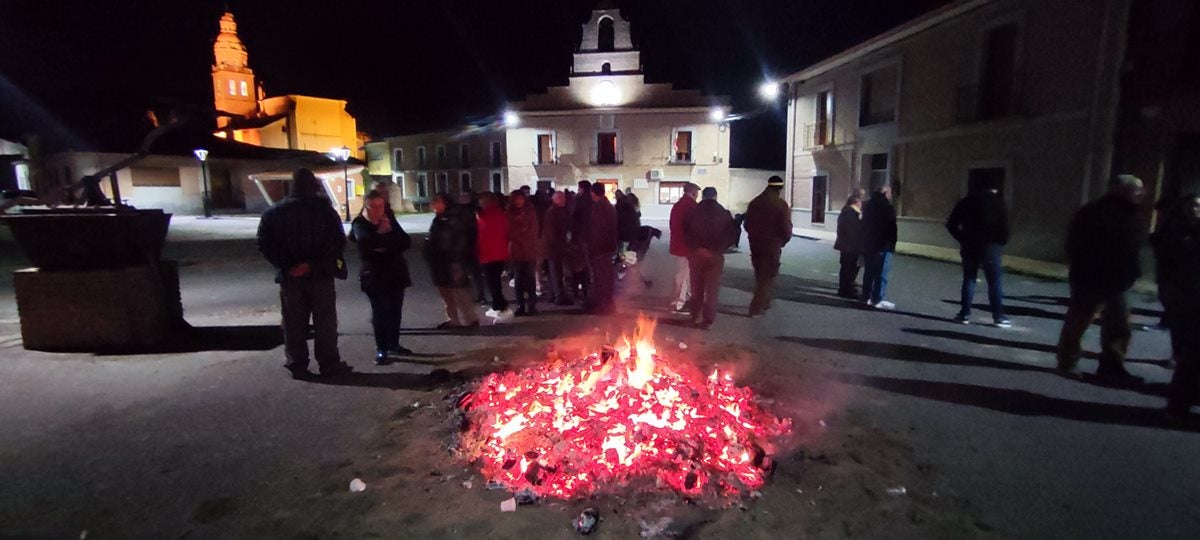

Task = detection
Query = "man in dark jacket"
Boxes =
[570,180,594,302]
[834,194,863,299]
[861,186,898,310]
[946,184,1011,326]
[1154,194,1200,417]
[585,183,618,314]
[257,168,351,380]
[540,191,572,305]
[1057,175,1146,385]
[743,175,792,317]
[685,187,736,328]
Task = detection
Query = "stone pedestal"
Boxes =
[13,262,184,352]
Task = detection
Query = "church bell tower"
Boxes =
[212,11,258,118]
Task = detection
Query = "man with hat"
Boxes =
[743,175,792,317]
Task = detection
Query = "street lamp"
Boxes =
[330,146,352,221]
[708,107,726,123]
[193,148,211,218]
[758,81,781,101]
[503,111,520,127]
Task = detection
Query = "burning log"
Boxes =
[456,315,791,502]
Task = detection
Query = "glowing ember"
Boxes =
[457,315,791,500]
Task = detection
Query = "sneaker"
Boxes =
[874,300,896,310]
[953,314,971,325]
[484,309,499,318]
[993,318,1012,329]
[374,351,390,366]
[670,303,688,314]
[864,299,876,307]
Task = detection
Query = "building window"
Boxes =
[417,146,427,168]
[595,179,619,201]
[491,171,503,193]
[392,148,403,171]
[490,141,503,167]
[859,65,898,126]
[596,132,618,164]
[598,17,615,52]
[436,172,449,193]
[228,80,236,96]
[659,181,686,205]
[417,172,429,199]
[601,62,612,75]
[460,172,471,192]
[814,91,833,145]
[978,23,1019,120]
[536,133,555,164]
[863,153,889,191]
[459,144,470,168]
[673,130,693,162]
[436,145,447,167]
[239,80,248,96]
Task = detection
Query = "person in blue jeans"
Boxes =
[861,186,897,310]
[946,183,1011,327]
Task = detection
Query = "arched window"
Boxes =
[601,62,612,74]
[598,17,615,52]
[239,81,248,96]
[228,80,236,95]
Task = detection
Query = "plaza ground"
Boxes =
[0,215,1195,539]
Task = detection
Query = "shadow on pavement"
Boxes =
[901,328,1173,369]
[941,299,1066,321]
[830,372,1199,433]
[779,336,1055,374]
[91,325,284,356]
[1007,294,1164,320]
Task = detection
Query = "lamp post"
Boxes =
[193,148,211,218]
[331,146,352,222]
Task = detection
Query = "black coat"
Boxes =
[861,195,898,253]
[685,199,737,252]
[616,196,642,242]
[424,211,472,288]
[1066,193,1144,294]
[350,216,412,292]
[946,190,1009,252]
[834,205,862,253]
[1153,216,1200,321]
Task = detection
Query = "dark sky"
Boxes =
[0,0,948,168]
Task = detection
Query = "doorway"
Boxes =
[811,175,829,224]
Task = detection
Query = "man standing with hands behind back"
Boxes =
[743,175,792,317]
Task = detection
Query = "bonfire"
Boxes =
[455,315,791,502]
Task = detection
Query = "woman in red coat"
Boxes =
[476,192,511,318]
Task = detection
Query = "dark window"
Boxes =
[673,131,693,162]
[601,62,612,74]
[859,66,898,126]
[864,153,889,191]
[438,172,449,192]
[459,144,470,168]
[979,23,1019,120]
[436,145,447,167]
[537,134,554,164]
[815,91,832,145]
[597,132,618,164]
[392,148,403,171]
[491,142,503,167]
[812,175,828,224]
[491,172,503,193]
[598,18,615,51]
[417,147,427,168]
[417,173,428,198]
[460,173,471,192]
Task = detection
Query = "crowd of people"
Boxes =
[256,167,1200,419]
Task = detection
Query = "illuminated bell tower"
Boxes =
[212,11,257,118]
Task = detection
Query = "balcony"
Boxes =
[802,121,833,149]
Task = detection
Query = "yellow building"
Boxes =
[210,11,362,160]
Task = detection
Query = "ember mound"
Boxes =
[455,316,791,502]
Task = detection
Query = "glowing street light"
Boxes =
[503,111,520,127]
[193,148,212,218]
[758,81,781,101]
[709,107,726,123]
[330,146,352,222]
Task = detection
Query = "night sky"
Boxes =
[0,0,948,168]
